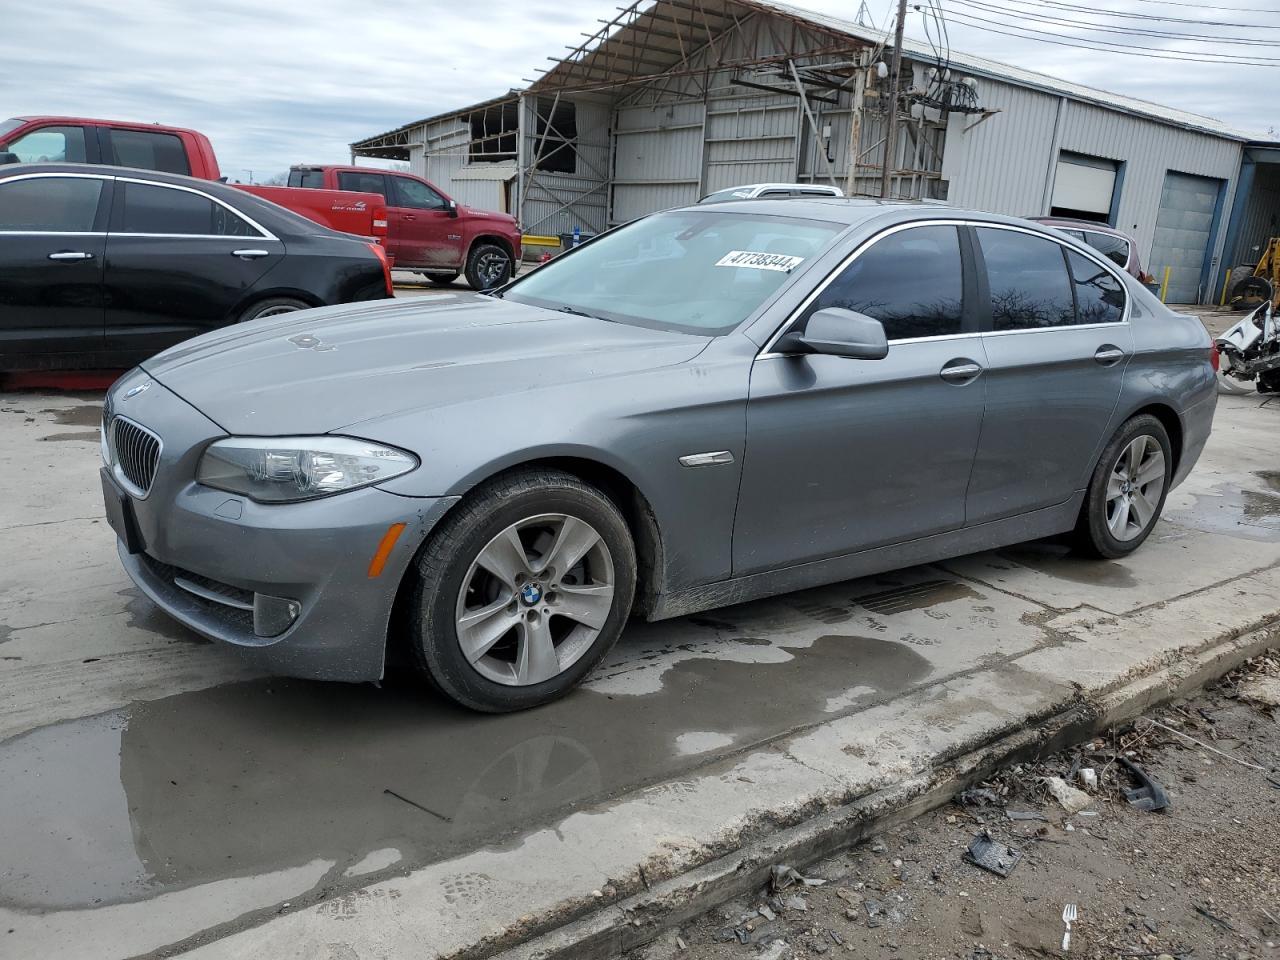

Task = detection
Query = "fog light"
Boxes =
[254,594,301,637]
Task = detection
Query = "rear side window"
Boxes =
[1068,251,1125,324]
[1083,231,1129,269]
[288,169,326,189]
[109,129,191,175]
[806,225,965,340]
[118,182,258,236]
[6,125,88,164]
[977,228,1075,331]
[337,171,388,198]
[0,176,103,231]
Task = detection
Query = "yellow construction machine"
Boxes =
[1227,238,1280,311]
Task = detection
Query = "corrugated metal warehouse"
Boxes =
[352,0,1280,304]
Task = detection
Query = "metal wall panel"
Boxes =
[703,94,798,194]
[612,102,704,222]
[520,95,612,236]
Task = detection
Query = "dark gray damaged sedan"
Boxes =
[102,199,1217,711]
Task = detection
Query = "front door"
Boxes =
[103,179,283,359]
[734,224,987,575]
[0,173,109,365]
[964,225,1131,524]
[386,174,462,269]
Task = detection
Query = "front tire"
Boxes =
[409,469,636,712]
[1074,414,1172,559]
[464,243,513,291]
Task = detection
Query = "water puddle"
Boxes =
[42,404,102,428]
[1165,473,1280,542]
[0,633,931,912]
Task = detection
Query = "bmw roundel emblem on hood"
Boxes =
[123,381,151,401]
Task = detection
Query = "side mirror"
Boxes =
[445,199,459,219]
[0,152,19,165]
[776,308,889,360]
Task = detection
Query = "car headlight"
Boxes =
[197,436,418,503]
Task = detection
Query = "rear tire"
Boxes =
[236,297,310,323]
[464,243,513,291]
[1073,414,1172,559]
[408,469,636,712]
[425,273,459,287]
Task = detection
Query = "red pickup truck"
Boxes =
[288,165,522,289]
[0,116,388,242]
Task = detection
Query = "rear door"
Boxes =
[965,225,1132,524]
[0,172,109,365]
[734,223,987,574]
[103,178,283,358]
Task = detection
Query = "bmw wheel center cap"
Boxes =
[521,582,543,606]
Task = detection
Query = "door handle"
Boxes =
[48,251,94,261]
[402,214,416,221]
[231,249,270,260]
[1094,345,1126,365]
[940,359,983,383]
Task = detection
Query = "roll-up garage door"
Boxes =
[1050,153,1117,220]
[1149,171,1222,304]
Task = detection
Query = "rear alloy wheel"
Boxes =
[1074,414,1172,559]
[464,243,512,291]
[237,297,309,323]
[409,469,636,712]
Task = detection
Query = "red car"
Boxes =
[288,165,522,290]
[1031,217,1152,283]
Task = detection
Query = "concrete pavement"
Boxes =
[0,384,1277,960]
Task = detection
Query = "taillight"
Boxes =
[367,242,393,297]
[1209,343,1221,372]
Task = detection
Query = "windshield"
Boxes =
[503,210,843,335]
[0,118,25,143]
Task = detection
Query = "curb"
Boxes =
[490,618,1280,960]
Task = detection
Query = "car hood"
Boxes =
[142,296,711,435]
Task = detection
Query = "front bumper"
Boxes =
[105,369,457,681]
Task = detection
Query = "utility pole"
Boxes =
[879,0,908,199]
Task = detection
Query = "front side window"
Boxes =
[119,182,257,236]
[391,176,445,210]
[0,176,103,231]
[1068,251,1126,324]
[977,227,1075,331]
[504,210,842,335]
[6,125,88,164]
[1083,231,1130,269]
[804,225,965,340]
[337,171,388,198]
[110,129,190,175]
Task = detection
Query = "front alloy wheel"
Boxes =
[409,469,636,712]
[456,514,616,686]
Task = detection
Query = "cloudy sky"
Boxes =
[3,0,1274,179]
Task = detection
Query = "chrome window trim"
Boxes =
[0,170,279,241]
[758,218,1131,358]
[114,175,277,241]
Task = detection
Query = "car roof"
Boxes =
[5,116,206,137]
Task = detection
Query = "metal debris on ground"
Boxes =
[1045,775,1092,815]
[1115,756,1170,812]
[963,830,1022,877]
[957,786,1001,807]
[769,864,826,893]
[1078,767,1099,791]
[1193,903,1236,932]
[783,896,807,912]
[757,904,776,921]
[758,941,789,960]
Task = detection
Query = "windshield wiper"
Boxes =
[556,305,611,322]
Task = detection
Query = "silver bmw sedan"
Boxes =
[101,199,1217,711]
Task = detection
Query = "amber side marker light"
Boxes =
[368,522,408,578]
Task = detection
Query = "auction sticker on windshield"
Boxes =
[715,250,805,272]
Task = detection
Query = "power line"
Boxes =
[940,8,1280,65]
[1135,0,1277,10]
[1013,0,1280,29]
[946,0,1280,45]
